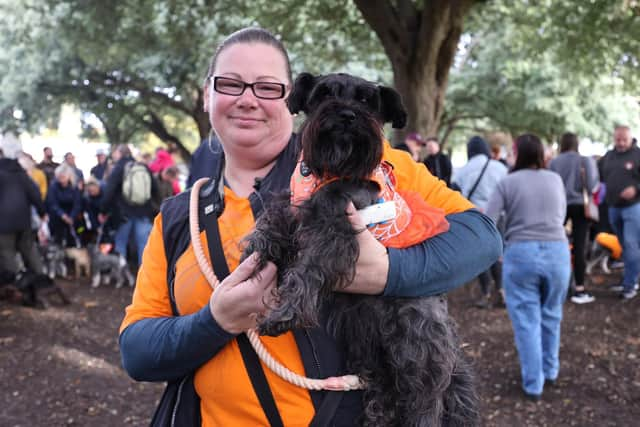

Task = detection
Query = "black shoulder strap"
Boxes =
[236,335,284,427]
[467,157,491,200]
[202,186,284,427]
[309,391,343,427]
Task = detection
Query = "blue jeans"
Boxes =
[114,217,152,267]
[503,240,571,395]
[608,203,640,292]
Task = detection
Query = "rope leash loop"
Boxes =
[188,177,364,392]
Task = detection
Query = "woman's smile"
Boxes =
[229,115,265,127]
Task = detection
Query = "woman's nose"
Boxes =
[235,87,259,107]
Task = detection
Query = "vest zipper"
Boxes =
[170,376,188,427]
[304,330,322,377]
[169,264,177,314]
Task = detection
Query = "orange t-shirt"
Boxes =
[120,142,474,426]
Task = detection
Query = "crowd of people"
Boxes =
[399,125,638,401]
[0,138,183,285]
[1,24,638,424]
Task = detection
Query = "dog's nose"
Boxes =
[339,109,356,123]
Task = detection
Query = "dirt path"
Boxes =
[0,275,637,426]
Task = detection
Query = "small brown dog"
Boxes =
[64,247,91,279]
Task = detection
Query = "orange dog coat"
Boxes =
[290,159,449,248]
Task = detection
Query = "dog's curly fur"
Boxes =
[242,72,479,426]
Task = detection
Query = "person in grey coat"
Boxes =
[453,136,508,307]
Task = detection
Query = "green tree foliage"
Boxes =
[442,0,640,149]
[0,0,388,157]
[1,0,637,157]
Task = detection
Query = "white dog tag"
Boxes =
[357,201,397,225]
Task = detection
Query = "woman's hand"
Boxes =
[62,214,73,225]
[620,185,637,201]
[209,253,278,334]
[342,202,389,295]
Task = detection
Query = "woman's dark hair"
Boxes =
[204,27,292,85]
[559,132,579,153]
[512,133,545,172]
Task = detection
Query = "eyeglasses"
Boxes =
[211,76,286,100]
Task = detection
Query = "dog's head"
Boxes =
[287,72,407,129]
[288,73,407,180]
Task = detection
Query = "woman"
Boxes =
[486,134,571,401]
[45,163,82,246]
[549,132,599,304]
[119,27,501,425]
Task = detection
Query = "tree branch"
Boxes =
[85,69,196,117]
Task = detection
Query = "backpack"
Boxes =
[122,161,152,206]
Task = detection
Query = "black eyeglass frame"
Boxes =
[211,76,287,100]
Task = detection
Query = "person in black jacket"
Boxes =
[423,136,453,186]
[599,125,640,300]
[99,144,158,266]
[0,134,47,276]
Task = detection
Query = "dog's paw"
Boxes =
[91,275,101,288]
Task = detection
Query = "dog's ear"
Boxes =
[379,86,407,129]
[287,72,317,114]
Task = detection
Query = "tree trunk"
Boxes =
[354,0,478,148]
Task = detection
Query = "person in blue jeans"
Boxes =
[486,134,571,401]
[598,125,640,300]
[99,144,157,267]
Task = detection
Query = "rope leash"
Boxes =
[189,178,364,392]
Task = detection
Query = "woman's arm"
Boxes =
[346,146,500,297]
[119,307,234,382]
[383,209,502,297]
[118,214,235,382]
[118,213,276,382]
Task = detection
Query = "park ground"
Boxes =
[0,273,638,426]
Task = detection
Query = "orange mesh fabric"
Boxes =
[290,158,449,248]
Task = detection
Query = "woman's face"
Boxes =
[205,42,293,164]
[57,173,70,187]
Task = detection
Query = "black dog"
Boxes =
[243,73,478,426]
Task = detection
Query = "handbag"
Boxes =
[580,164,599,222]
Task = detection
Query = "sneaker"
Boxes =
[610,283,639,293]
[474,295,492,309]
[523,391,541,402]
[610,260,625,269]
[621,289,637,300]
[570,292,595,304]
